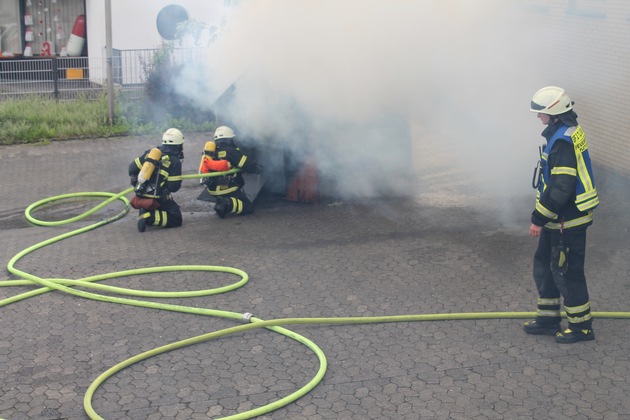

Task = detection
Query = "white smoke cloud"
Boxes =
[176,0,552,203]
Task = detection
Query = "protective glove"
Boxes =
[130,175,138,186]
[162,188,173,201]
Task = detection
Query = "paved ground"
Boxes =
[1,134,629,420]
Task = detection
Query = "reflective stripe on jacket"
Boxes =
[543,125,599,212]
[534,124,598,230]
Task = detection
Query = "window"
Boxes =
[0,1,21,55]
[22,0,86,57]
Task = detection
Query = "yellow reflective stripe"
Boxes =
[577,199,599,211]
[577,189,598,202]
[576,153,595,190]
[231,197,242,214]
[577,157,593,188]
[537,298,561,306]
[237,155,248,168]
[571,126,597,199]
[565,302,590,315]
[134,157,142,169]
[551,166,576,176]
[576,189,599,211]
[537,309,561,317]
[535,202,557,219]
[545,212,593,229]
[207,186,239,195]
[159,169,169,177]
[168,175,183,181]
[576,196,599,211]
[567,313,592,323]
[153,211,168,227]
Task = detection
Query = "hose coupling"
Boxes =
[242,312,253,323]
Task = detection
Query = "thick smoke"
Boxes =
[176,1,551,205]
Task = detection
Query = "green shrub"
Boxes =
[141,43,215,124]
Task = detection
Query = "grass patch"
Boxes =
[0,95,215,145]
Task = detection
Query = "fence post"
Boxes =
[105,0,115,125]
[52,58,59,100]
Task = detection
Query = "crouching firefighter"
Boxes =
[128,128,184,232]
[200,126,261,218]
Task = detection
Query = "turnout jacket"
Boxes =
[204,140,258,196]
[531,121,598,230]
[129,146,182,201]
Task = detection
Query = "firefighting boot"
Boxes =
[214,197,230,219]
[554,325,595,344]
[137,211,150,233]
[522,320,561,336]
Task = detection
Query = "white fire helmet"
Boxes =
[530,86,573,115]
[162,128,185,145]
[214,126,235,140]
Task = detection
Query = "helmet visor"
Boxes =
[530,101,547,111]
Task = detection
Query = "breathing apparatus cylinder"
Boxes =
[136,148,162,194]
[199,141,217,183]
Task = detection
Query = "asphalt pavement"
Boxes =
[1,134,629,420]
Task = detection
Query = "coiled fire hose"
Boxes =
[2,170,629,420]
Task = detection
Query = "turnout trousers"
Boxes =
[533,227,592,328]
[140,200,183,228]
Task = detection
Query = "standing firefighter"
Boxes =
[201,126,259,218]
[129,128,185,232]
[523,86,599,343]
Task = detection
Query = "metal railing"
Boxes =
[111,48,200,101]
[0,57,103,100]
[0,48,201,101]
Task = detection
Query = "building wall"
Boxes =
[86,0,225,85]
[85,1,105,84]
[524,0,630,176]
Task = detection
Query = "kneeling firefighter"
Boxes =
[129,128,184,232]
[200,126,261,218]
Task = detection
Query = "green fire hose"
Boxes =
[2,170,629,420]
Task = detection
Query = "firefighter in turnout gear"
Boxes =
[201,126,260,218]
[129,128,185,232]
[523,86,599,344]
